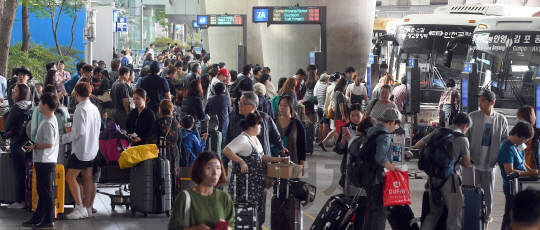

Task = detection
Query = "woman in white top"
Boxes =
[222,113,287,219]
[345,72,368,108]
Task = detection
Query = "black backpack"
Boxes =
[18,108,33,139]
[230,75,249,99]
[347,131,388,187]
[418,128,465,180]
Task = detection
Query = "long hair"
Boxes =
[44,69,58,88]
[186,79,203,98]
[278,95,297,118]
[305,70,317,90]
[517,105,537,125]
[278,78,297,94]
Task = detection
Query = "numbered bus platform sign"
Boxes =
[464,63,473,73]
[252,6,323,25]
[116,17,127,32]
[197,14,244,27]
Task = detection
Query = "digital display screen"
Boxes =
[407,71,412,106]
[192,20,200,28]
[197,15,243,26]
[464,63,472,73]
[536,85,540,128]
[462,78,469,113]
[272,7,321,23]
[253,6,322,24]
[309,52,315,65]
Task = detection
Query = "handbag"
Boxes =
[383,165,411,206]
[99,133,131,162]
[118,144,159,169]
[328,107,335,120]
[97,90,112,102]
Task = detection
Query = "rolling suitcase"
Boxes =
[387,205,420,230]
[304,121,314,155]
[204,129,222,156]
[0,151,17,204]
[233,174,259,230]
[271,180,303,230]
[130,138,172,217]
[310,194,354,230]
[32,164,65,219]
[462,164,485,230]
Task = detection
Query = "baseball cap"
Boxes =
[475,89,496,102]
[320,73,330,82]
[379,108,402,122]
[150,61,162,74]
[218,68,230,76]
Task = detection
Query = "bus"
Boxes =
[374,4,540,103]
[372,18,398,62]
[462,17,540,112]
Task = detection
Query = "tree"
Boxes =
[22,2,30,52]
[155,9,172,38]
[0,0,18,77]
[63,0,85,56]
[29,0,68,56]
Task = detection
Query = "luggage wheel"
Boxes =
[166,211,171,217]
[131,210,136,216]
[57,213,64,220]
[143,213,149,218]
[111,204,115,211]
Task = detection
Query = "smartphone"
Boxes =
[341,126,350,135]
[215,221,229,230]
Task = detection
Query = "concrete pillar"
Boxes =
[199,0,210,52]
[203,0,264,71]
[258,0,376,87]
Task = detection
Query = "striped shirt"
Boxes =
[315,81,329,108]
[367,99,398,121]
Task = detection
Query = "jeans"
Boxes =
[364,183,388,230]
[112,108,129,130]
[10,142,27,203]
[32,163,56,223]
[502,186,514,230]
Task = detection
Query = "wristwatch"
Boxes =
[34,144,38,150]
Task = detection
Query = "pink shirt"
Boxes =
[57,70,71,93]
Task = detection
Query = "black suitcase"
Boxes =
[462,164,485,230]
[233,174,259,230]
[271,180,303,230]
[304,121,314,155]
[0,151,17,204]
[130,139,172,217]
[310,193,355,230]
[387,205,420,230]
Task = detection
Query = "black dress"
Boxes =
[150,117,182,198]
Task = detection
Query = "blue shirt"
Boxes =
[121,57,129,66]
[498,140,526,188]
[366,124,392,185]
[65,72,81,94]
[139,74,170,112]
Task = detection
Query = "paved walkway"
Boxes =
[0,145,506,229]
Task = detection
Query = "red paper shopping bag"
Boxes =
[383,167,411,206]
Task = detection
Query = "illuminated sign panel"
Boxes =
[253,6,323,24]
[197,15,243,26]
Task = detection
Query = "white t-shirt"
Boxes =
[126,55,133,64]
[478,115,494,171]
[33,116,59,163]
[346,83,367,98]
[226,132,263,156]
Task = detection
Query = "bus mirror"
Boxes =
[444,50,453,68]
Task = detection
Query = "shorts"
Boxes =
[67,154,94,170]
[76,167,101,183]
[321,118,331,124]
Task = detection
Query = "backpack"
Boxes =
[19,108,33,139]
[418,128,465,180]
[347,131,388,187]
[230,75,249,99]
[270,94,282,116]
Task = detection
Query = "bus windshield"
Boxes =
[467,31,540,107]
[392,24,475,91]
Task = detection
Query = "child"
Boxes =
[181,115,208,166]
[22,92,60,229]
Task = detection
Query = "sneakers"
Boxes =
[65,205,88,220]
[7,202,26,209]
[86,207,93,218]
[32,222,54,230]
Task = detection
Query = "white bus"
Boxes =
[375,4,540,103]
[372,18,398,62]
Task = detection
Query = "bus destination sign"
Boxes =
[253,6,323,24]
[197,15,244,27]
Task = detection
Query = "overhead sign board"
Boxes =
[192,20,200,28]
[116,17,127,32]
[197,14,244,27]
[252,6,323,24]
[408,58,415,67]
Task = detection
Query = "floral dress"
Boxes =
[228,133,265,212]
[151,117,182,199]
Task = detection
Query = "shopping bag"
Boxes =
[383,165,411,207]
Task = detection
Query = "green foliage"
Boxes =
[48,45,84,62]
[155,9,170,32]
[8,43,76,83]
[152,37,176,49]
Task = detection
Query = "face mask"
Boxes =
[517,143,527,152]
